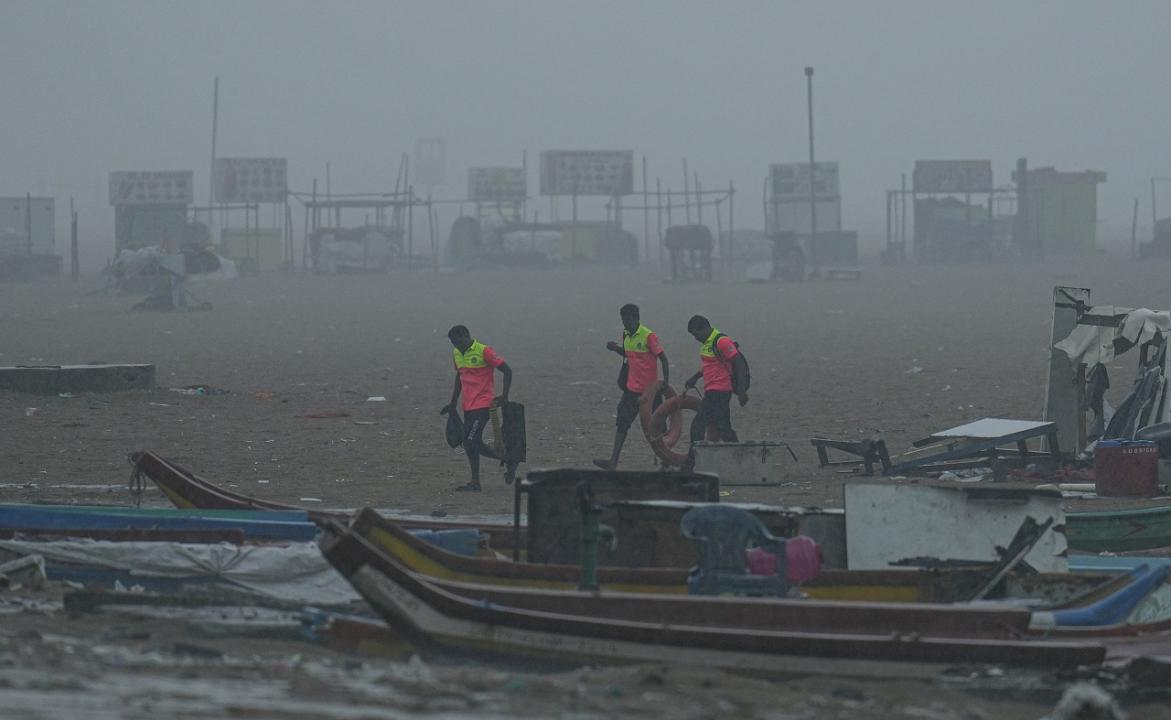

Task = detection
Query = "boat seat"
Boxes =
[680,505,787,597]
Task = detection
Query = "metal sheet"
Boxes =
[212,158,288,203]
[539,150,634,196]
[844,482,1067,572]
[912,160,993,194]
[769,162,839,200]
[0,197,54,256]
[930,418,1055,439]
[692,441,790,486]
[108,171,194,206]
[467,167,526,201]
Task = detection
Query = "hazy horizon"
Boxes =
[3,0,1170,268]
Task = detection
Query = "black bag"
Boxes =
[714,333,751,393]
[616,361,629,391]
[444,409,464,448]
[501,401,527,464]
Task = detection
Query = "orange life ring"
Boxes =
[637,381,683,449]
[646,388,717,467]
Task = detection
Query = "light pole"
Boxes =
[805,66,817,278]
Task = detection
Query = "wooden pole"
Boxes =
[682,159,691,223]
[407,185,414,271]
[24,192,32,257]
[1152,178,1159,238]
[70,198,79,281]
[714,197,723,265]
[900,173,908,258]
[209,76,218,238]
[885,190,892,255]
[695,172,703,227]
[429,195,437,272]
[656,178,663,269]
[728,181,735,265]
[1132,197,1140,260]
[641,155,649,263]
[285,200,294,271]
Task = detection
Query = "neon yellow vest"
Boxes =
[699,328,723,358]
[453,340,488,369]
[623,324,654,354]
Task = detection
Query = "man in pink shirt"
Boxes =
[594,304,669,470]
[683,314,748,448]
[444,325,513,492]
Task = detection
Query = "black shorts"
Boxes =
[616,388,663,432]
[616,390,640,432]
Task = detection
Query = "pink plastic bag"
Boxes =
[745,536,823,583]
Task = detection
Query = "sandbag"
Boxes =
[445,409,464,448]
[502,401,527,464]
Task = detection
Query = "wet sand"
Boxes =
[1,256,1166,514]
[3,257,1171,718]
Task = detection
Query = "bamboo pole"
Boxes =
[641,155,649,263]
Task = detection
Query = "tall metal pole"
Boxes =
[209,76,219,237]
[804,66,818,277]
[682,159,691,224]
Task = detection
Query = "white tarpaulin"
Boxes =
[1055,305,1169,367]
[0,540,359,606]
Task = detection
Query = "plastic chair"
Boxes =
[680,504,787,597]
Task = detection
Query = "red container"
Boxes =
[1095,441,1159,497]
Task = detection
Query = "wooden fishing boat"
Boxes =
[319,521,1107,677]
[0,504,317,542]
[351,507,1122,605]
[130,450,522,549]
[1066,504,1171,552]
[135,450,1171,555]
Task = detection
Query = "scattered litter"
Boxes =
[366,396,387,402]
[569,381,599,386]
[169,385,229,396]
[719,489,736,497]
[301,411,350,419]
[904,366,923,375]
[0,555,46,591]
[148,402,171,407]
[254,391,274,399]
[353,420,376,426]
[299,497,323,503]
[24,408,39,417]
[1041,682,1124,720]
[61,422,88,428]
[941,385,951,391]
[57,392,74,399]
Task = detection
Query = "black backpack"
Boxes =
[714,333,751,393]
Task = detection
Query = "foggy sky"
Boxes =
[3,0,1170,264]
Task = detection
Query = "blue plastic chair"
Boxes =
[680,505,787,597]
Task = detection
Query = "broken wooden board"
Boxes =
[0,363,155,394]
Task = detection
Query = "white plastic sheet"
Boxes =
[0,539,359,605]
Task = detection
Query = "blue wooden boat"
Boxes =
[0,505,317,542]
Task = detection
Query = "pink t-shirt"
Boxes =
[456,345,504,411]
[624,331,664,394]
[701,335,739,392]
